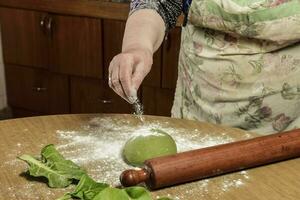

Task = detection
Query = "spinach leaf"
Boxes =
[64,177,152,200]
[92,188,130,200]
[71,174,109,200]
[124,187,152,200]
[19,144,173,200]
[19,144,85,188]
[56,193,72,200]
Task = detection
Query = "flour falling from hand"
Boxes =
[132,98,144,122]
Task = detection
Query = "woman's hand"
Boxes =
[108,9,166,103]
[108,48,153,103]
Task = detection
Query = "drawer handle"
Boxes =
[32,87,47,92]
[99,99,113,104]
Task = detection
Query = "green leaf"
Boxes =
[18,144,86,188]
[65,175,159,200]
[70,174,109,200]
[92,188,130,200]
[124,187,152,200]
[56,193,72,200]
[19,144,173,200]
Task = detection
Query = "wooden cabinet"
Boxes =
[141,28,181,116]
[70,77,133,114]
[102,19,125,79]
[51,15,102,78]
[0,5,182,118]
[0,7,103,78]
[5,65,69,114]
[11,107,44,118]
[142,86,175,116]
[0,7,49,68]
[162,28,181,89]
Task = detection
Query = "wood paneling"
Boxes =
[0,1,184,25]
[51,15,102,78]
[103,19,126,79]
[0,0,130,21]
[0,7,49,68]
[144,48,162,87]
[5,65,69,114]
[70,77,133,114]
[162,28,181,89]
[142,86,175,116]
[0,4,182,118]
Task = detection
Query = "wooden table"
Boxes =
[0,114,299,199]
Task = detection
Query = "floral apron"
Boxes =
[172,0,300,135]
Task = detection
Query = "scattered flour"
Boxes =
[1,142,71,200]
[54,116,251,199]
[2,116,251,200]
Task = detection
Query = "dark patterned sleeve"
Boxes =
[130,0,183,32]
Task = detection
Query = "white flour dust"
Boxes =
[1,142,72,200]
[54,117,251,199]
[2,116,251,200]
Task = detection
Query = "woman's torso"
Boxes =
[172,0,300,134]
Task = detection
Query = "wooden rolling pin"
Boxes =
[120,128,300,189]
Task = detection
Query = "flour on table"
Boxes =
[54,116,251,199]
[2,116,251,200]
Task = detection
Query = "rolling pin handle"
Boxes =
[120,168,150,187]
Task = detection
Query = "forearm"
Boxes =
[109,1,182,102]
[122,9,166,54]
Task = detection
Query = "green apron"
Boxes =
[172,0,300,134]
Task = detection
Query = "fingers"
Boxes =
[109,54,136,103]
[131,61,150,92]
[108,50,153,103]
[108,56,128,102]
[119,56,135,102]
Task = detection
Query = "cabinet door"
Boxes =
[142,86,175,116]
[162,27,181,89]
[0,7,49,68]
[70,77,133,114]
[103,19,125,79]
[51,15,102,78]
[102,19,161,87]
[5,65,69,114]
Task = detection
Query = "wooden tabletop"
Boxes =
[0,114,299,199]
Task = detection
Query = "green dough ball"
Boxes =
[122,129,177,166]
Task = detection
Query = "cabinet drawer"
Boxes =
[5,65,69,114]
[70,77,134,114]
[142,86,175,116]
